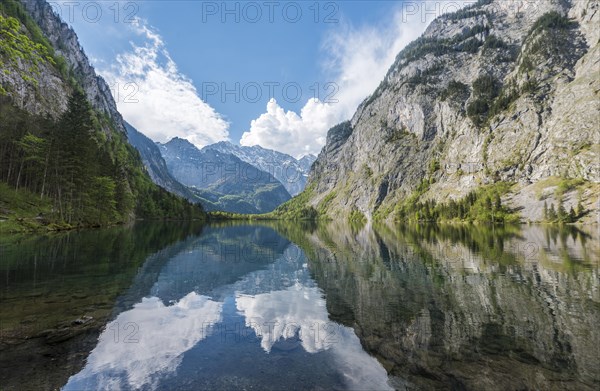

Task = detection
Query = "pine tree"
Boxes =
[548,203,557,221]
[568,206,576,223]
[543,200,548,220]
[577,200,585,217]
[557,198,567,222]
[485,196,492,210]
[53,89,99,223]
[494,194,501,210]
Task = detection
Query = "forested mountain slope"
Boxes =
[0,0,204,231]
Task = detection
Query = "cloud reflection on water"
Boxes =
[64,293,222,390]
[64,229,391,391]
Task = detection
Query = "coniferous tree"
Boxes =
[485,196,492,210]
[577,200,585,217]
[494,194,502,211]
[568,206,576,223]
[548,203,557,221]
[557,198,567,223]
[53,89,97,222]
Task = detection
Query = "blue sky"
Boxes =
[53,1,469,157]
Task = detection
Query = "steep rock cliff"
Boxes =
[1,0,124,132]
[307,0,599,223]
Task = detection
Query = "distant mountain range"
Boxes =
[125,121,316,213]
[203,141,316,196]
[158,138,292,214]
[124,122,197,201]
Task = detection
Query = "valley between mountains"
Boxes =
[0,0,598,231]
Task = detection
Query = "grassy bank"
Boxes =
[0,182,73,233]
[0,183,206,234]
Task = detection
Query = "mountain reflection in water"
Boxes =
[1,222,597,390]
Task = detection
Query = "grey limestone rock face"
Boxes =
[4,0,125,133]
[307,0,599,222]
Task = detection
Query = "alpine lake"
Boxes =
[0,221,598,390]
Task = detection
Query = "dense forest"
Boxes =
[0,4,204,230]
[0,92,205,229]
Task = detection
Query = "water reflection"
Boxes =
[63,224,391,391]
[2,221,597,390]
[289,222,599,390]
[236,283,331,353]
[65,293,223,390]
[0,222,205,391]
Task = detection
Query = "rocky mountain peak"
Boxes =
[10,0,126,132]
[306,0,599,223]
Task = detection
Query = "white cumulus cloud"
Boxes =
[241,2,469,158]
[240,98,337,158]
[101,19,229,148]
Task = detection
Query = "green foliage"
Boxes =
[0,0,69,80]
[467,99,490,126]
[0,182,58,233]
[0,92,204,230]
[543,199,579,224]
[472,74,500,98]
[442,0,491,23]
[383,124,409,143]
[394,182,519,224]
[398,25,489,64]
[405,63,445,91]
[317,190,337,215]
[0,0,52,52]
[519,12,578,76]
[0,14,54,91]
[541,178,586,224]
[428,159,440,175]
[259,183,322,221]
[521,78,539,94]
[440,80,470,103]
[557,198,568,221]
[483,35,508,50]
[530,12,574,34]
[487,81,520,119]
[458,38,483,54]
[467,75,501,126]
[470,74,540,126]
[348,209,367,225]
[548,203,557,221]
[444,8,487,21]
[577,200,585,217]
[519,53,535,74]
[400,37,450,64]
[555,177,585,198]
[0,3,203,230]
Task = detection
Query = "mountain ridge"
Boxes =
[159,138,292,214]
[302,0,599,224]
[124,122,199,202]
[203,141,316,196]
[6,0,126,132]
